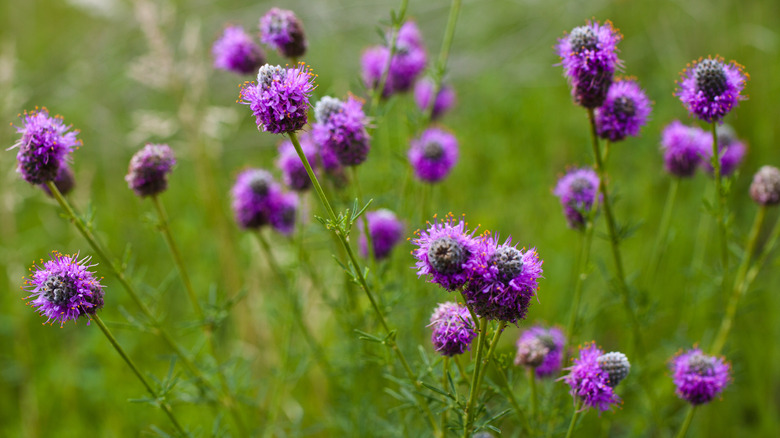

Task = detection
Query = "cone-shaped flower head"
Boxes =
[408,128,458,183]
[596,79,652,142]
[40,165,75,197]
[312,96,370,166]
[276,132,317,191]
[239,63,315,134]
[359,209,404,260]
[670,348,730,405]
[562,343,625,411]
[515,326,566,377]
[557,21,622,108]
[411,214,481,291]
[597,352,631,387]
[554,168,601,229]
[361,21,427,97]
[750,166,780,206]
[125,143,176,197]
[702,124,746,177]
[259,8,307,59]
[268,191,298,235]
[676,56,748,123]
[212,25,266,75]
[231,168,280,229]
[660,121,710,178]
[414,79,456,120]
[464,234,543,324]
[429,302,476,356]
[12,108,81,185]
[23,251,105,326]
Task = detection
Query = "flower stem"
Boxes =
[709,123,729,275]
[566,220,594,354]
[492,359,531,434]
[350,166,377,280]
[646,178,680,284]
[441,357,450,433]
[92,314,187,436]
[529,368,539,420]
[369,0,409,112]
[564,401,583,438]
[463,320,506,437]
[675,406,696,438]
[455,355,470,387]
[423,0,462,122]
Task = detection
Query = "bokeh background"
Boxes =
[1,0,779,436]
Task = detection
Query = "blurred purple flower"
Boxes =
[750,166,780,206]
[259,8,307,59]
[701,125,746,177]
[596,79,651,142]
[359,209,404,260]
[553,168,600,230]
[516,326,566,378]
[212,25,266,75]
[660,121,709,178]
[312,96,370,167]
[415,79,456,120]
[408,128,458,183]
[231,168,280,229]
[268,191,298,235]
[362,21,427,97]
[429,302,476,356]
[276,133,317,191]
[670,348,730,405]
[126,143,176,197]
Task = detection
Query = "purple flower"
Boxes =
[676,56,748,123]
[40,165,75,197]
[553,168,600,229]
[515,326,566,378]
[231,168,280,229]
[259,8,307,59]
[464,235,543,324]
[429,302,476,356]
[239,63,315,134]
[562,343,627,412]
[276,133,317,191]
[361,21,427,97]
[359,209,404,260]
[702,125,746,177]
[557,21,622,108]
[660,121,709,178]
[268,191,298,235]
[411,214,481,291]
[23,251,105,326]
[212,25,266,75]
[312,96,371,166]
[670,348,730,405]
[414,79,456,120]
[596,79,652,142]
[12,108,81,185]
[125,143,176,197]
[408,128,458,183]
[361,46,392,97]
[750,166,780,206]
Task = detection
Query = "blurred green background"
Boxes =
[1,0,779,436]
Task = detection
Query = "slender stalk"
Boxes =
[565,220,594,354]
[564,401,583,438]
[710,205,766,355]
[529,368,539,420]
[462,318,488,438]
[709,123,729,274]
[492,359,531,434]
[646,178,680,283]
[423,0,462,122]
[350,166,377,281]
[441,357,450,434]
[675,406,696,438]
[92,314,187,436]
[369,0,409,112]
[744,212,780,287]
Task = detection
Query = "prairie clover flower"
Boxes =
[411,214,480,291]
[276,133,317,191]
[40,165,75,197]
[464,235,543,324]
[515,326,566,377]
[362,21,427,97]
[212,26,266,75]
[312,96,371,166]
[429,302,476,356]
[595,79,652,142]
[408,128,458,183]
[702,125,746,177]
[554,168,600,229]
[670,348,730,405]
[125,143,176,197]
[268,191,298,235]
[750,166,780,206]
[259,8,307,59]
[414,79,456,119]
[231,168,280,229]
[359,209,404,260]
[23,251,105,326]
[239,63,315,134]
[11,108,81,185]
[557,21,622,108]
[563,343,628,412]
[676,56,748,123]
[660,121,709,178]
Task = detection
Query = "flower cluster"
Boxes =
[428,302,476,356]
[563,343,629,412]
[676,56,748,123]
[515,326,566,377]
[125,143,176,197]
[212,26,266,75]
[312,95,371,167]
[231,168,298,235]
[239,63,315,134]
[595,78,651,142]
[670,348,730,405]
[408,128,458,183]
[553,168,600,230]
[259,8,307,59]
[359,209,404,260]
[414,78,456,120]
[12,108,82,185]
[362,21,427,98]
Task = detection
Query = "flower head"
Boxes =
[360,209,404,260]
[268,191,298,235]
[557,21,622,108]
[702,125,746,177]
[125,143,176,197]
[429,302,476,356]
[12,108,81,185]
[596,79,651,141]
[411,214,481,291]
[40,165,75,198]
[562,343,626,412]
[239,63,315,134]
[231,168,280,229]
[515,326,566,377]
[312,96,371,166]
[676,56,748,123]
[414,79,456,120]
[408,128,458,183]
[670,348,730,405]
[259,8,307,58]
[23,251,105,326]
[212,25,266,75]
[750,166,780,206]
[361,21,427,97]
[553,168,600,229]
[660,121,709,178]
[276,133,317,191]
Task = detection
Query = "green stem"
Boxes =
[492,359,531,434]
[462,318,488,438]
[564,401,583,438]
[565,220,594,353]
[441,357,450,434]
[350,166,377,280]
[744,211,780,287]
[92,314,187,436]
[369,0,409,112]
[455,355,470,387]
[675,406,696,438]
[529,368,539,420]
[646,178,679,283]
[423,0,462,122]
[709,123,729,275]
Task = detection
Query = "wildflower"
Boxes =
[676,56,748,123]
[701,124,746,177]
[268,191,298,235]
[239,63,315,134]
[23,251,105,326]
[11,108,81,185]
[276,133,317,191]
[562,343,627,411]
[670,348,730,405]
[429,302,476,356]
[515,326,566,377]
[750,166,780,206]
[596,79,651,141]
[660,121,709,178]
[312,96,370,166]
[411,214,480,291]
[259,8,307,59]
[212,25,266,75]
[408,128,458,183]
[414,79,456,120]
[362,21,427,97]
[125,144,176,197]
[553,168,600,229]
[40,165,75,197]
[359,209,404,260]
[231,168,280,229]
